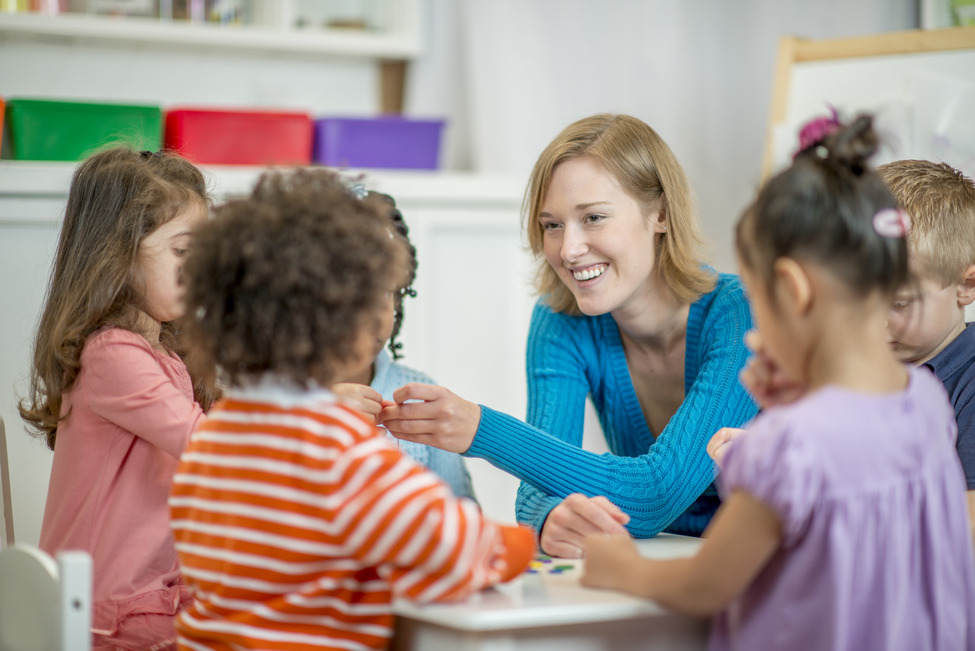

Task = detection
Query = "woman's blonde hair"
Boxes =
[524,114,714,314]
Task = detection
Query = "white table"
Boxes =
[392,534,709,651]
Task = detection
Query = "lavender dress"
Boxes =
[713,366,975,651]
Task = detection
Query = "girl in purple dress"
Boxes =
[581,116,975,651]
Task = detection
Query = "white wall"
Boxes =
[434,0,918,272]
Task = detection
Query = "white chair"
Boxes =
[0,415,13,546]
[0,544,92,651]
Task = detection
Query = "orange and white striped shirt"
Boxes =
[170,381,534,651]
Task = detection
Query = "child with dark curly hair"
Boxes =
[332,191,477,501]
[170,168,534,651]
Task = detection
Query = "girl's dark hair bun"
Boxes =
[738,110,906,302]
[821,114,878,176]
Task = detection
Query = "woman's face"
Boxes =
[538,156,666,316]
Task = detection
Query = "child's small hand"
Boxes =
[580,532,642,592]
[740,331,806,409]
[332,383,387,425]
[708,427,745,467]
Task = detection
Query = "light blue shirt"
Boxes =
[371,349,477,502]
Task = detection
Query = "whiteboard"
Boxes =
[764,27,975,179]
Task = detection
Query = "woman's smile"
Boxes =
[572,263,608,282]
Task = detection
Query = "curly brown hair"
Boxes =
[182,168,410,388]
[367,191,417,360]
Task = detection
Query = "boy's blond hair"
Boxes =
[878,160,975,287]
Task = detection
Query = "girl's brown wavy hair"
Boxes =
[19,147,218,450]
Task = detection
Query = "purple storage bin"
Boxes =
[313,116,445,170]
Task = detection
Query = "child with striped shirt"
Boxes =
[170,169,535,651]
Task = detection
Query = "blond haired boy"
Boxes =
[880,160,975,533]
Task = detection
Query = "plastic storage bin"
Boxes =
[2,99,162,161]
[165,108,313,166]
[313,116,445,169]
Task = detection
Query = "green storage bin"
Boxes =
[2,99,162,161]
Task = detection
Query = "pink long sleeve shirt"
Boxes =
[39,327,204,638]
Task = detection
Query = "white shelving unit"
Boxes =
[0,1,422,58]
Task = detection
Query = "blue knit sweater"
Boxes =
[467,273,757,537]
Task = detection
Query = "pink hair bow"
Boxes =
[794,106,841,160]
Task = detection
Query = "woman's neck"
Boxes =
[612,284,690,355]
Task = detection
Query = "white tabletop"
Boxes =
[393,533,705,632]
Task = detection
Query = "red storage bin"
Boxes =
[164,108,313,165]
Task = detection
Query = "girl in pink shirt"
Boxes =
[20,147,219,650]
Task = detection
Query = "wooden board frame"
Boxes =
[763,25,975,179]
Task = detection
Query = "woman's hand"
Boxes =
[707,427,745,467]
[539,494,630,559]
[580,533,643,593]
[380,383,481,454]
[331,383,392,425]
[739,331,806,409]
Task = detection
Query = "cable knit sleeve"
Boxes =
[468,276,758,538]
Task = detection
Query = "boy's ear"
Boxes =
[957,264,975,307]
[773,257,812,316]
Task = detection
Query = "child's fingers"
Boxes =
[707,428,733,459]
[708,427,746,464]
[580,534,637,589]
[744,329,764,354]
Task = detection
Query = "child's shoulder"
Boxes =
[927,322,975,382]
[220,384,378,443]
[81,326,156,360]
[373,351,435,392]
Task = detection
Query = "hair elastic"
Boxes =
[794,106,842,160]
[872,208,911,238]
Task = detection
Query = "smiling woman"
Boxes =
[381,114,757,557]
